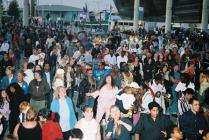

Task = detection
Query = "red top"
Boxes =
[42,121,63,140]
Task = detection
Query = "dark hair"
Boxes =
[203,130,209,138]
[154,73,163,81]
[182,88,195,96]
[38,108,52,120]
[189,97,199,105]
[167,125,178,138]
[148,101,160,110]
[82,105,93,112]
[69,128,83,139]
[99,74,116,89]
[27,62,35,69]
[180,73,191,87]
[34,70,43,78]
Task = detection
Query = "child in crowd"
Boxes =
[18,101,31,123]
[167,125,183,140]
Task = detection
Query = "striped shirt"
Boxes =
[178,97,190,116]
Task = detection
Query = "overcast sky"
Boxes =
[5,0,117,13]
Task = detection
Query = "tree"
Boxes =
[7,0,20,21]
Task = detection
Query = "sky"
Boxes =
[6,0,117,13]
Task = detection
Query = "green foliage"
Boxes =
[7,0,20,20]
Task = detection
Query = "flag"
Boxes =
[138,7,144,20]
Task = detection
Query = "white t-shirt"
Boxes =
[104,54,117,65]
[117,55,128,68]
[59,99,70,132]
[28,54,39,64]
[116,94,135,110]
[175,82,195,92]
[0,42,9,52]
[79,118,98,140]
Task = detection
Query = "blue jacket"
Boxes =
[13,80,29,95]
[0,75,17,90]
[50,97,77,130]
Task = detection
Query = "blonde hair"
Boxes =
[19,101,31,112]
[110,105,122,135]
[54,86,66,99]
[123,87,133,94]
[26,108,37,121]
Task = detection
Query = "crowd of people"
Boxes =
[0,22,208,140]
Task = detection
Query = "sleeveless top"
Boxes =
[79,118,98,140]
[18,122,42,140]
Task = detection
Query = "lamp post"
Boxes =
[133,0,139,32]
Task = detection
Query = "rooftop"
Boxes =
[36,5,82,12]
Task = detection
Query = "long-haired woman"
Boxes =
[86,74,118,123]
[106,105,133,140]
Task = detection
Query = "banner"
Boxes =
[138,6,144,20]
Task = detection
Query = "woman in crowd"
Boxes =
[79,69,96,108]
[131,55,143,85]
[50,86,77,140]
[106,105,133,140]
[86,74,119,123]
[52,68,65,92]
[0,89,10,140]
[13,108,42,140]
[65,64,74,97]
[75,106,101,140]
[38,108,63,140]
[6,83,25,138]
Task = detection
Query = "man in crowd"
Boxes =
[179,97,208,140]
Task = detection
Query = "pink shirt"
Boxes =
[92,85,118,106]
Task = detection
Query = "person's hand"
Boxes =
[199,130,204,134]
[86,93,91,97]
[161,131,167,137]
[106,132,112,139]
[116,120,124,125]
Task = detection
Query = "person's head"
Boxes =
[98,62,105,71]
[66,65,73,73]
[34,65,42,71]
[100,74,115,89]
[148,101,160,118]
[154,74,163,85]
[0,89,7,98]
[26,108,37,122]
[34,70,42,81]
[167,125,183,140]
[55,86,67,99]
[43,62,50,72]
[17,70,24,82]
[19,101,31,114]
[109,49,114,56]
[123,86,133,94]
[203,130,209,140]
[121,51,126,57]
[86,69,93,78]
[8,83,22,94]
[83,105,93,121]
[183,88,195,101]
[69,128,83,140]
[33,48,38,55]
[3,52,9,60]
[189,97,200,113]
[5,66,14,76]
[110,105,121,120]
[173,63,179,72]
[38,108,53,122]
[27,62,35,70]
